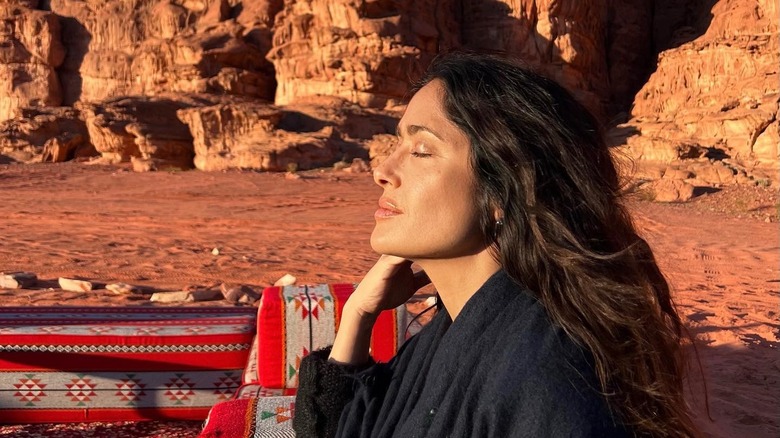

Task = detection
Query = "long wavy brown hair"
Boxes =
[414,52,699,437]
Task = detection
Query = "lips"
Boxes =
[375,197,403,219]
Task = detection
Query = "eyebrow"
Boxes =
[396,124,444,141]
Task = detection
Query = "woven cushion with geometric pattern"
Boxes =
[0,306,256,423]
[257,283,412,389]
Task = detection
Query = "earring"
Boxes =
[493,219,503,240]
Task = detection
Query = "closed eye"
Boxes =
[411,151,432,158]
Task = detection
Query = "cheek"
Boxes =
[422,176,482,234]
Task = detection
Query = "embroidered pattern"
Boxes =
[212,372,241,400]
[2,371,243,409]
[258,400,295,424]
[38,326,65,334]
[88,326,115,334]
[0,306,256,422]
[65,374,97,406]
[165,374,196,404]
[13,374,47,406]
[115,374,146,405]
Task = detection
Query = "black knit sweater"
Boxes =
[293,270,631,437]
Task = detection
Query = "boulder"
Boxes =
[0,107,92,163]
[220,283,260,304]
[650,179,695,203]
[178,101,340,171]
[106,282,152,295]
[78,95,216,167]
[150,289,222,303]
[58,277,94,292]
[273,273,296,287]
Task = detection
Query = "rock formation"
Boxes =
[77,94,207,168]
[0,1,65,120]
[49,0,279,105]
[0,106,92,162]
[617,0,779,192]
[458,0,655,117]
[178,96,395,171]
[0,0,775,189]
[267,0,656,117]
[267,0,459,107]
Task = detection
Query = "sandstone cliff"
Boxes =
[0,1,65,121]
[0,0,776,192]
[267,0,656,117]
[617,0,778,196]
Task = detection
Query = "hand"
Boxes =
[329,256,430,365]
[348,255,431,317]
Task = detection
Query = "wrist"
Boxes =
[344,300,379,325]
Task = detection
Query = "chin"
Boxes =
[369,232,392,255]
[370,231,408,258]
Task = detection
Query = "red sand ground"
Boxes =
[0,162,778,437]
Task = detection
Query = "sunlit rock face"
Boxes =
[0,1,65,121]
[266,0,655,118]
[48,0,279,105]
[177,95,398,172]
[267,0,461,108]
[618,0,779,183]
[0,0,776,182]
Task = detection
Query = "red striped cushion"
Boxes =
[0,306,256,423]
[257,284,410,389]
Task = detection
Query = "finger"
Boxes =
[375,255,413,276]
[377,254,409,266]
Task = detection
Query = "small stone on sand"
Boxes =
[58,277,94,292]
[220,283,260,304]
[274,273,297,287]
[0,272,37,289]
[106,282,151,295]
[150,289,222,303]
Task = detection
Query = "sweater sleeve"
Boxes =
[292,347,378,438]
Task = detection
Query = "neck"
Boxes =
[414,247,501,320]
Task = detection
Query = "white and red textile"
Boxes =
[256,283,412,389]
[0,306,256,423]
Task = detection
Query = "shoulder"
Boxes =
[475,289,630,436]
[485,294,599,396]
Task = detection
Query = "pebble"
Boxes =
[220,283,260,304]
[274,273,297,287]
[150,289,222,303]
[106,282,151,295]
[58,277,94,292]
[0,272,37,289]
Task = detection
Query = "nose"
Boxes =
[373,150,401,188]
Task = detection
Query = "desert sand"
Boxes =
[0,162,778,438]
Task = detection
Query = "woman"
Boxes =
[293,52,698,437]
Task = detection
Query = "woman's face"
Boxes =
[370,80,486,260]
